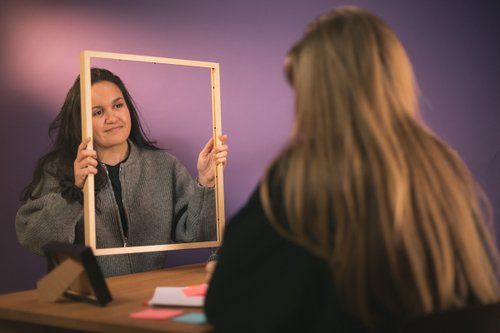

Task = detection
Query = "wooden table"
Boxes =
[0,264,213,333]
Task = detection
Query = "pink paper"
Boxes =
[182,283,208,297]
[129,308,184,320]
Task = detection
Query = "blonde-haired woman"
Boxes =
[205,6,499,332]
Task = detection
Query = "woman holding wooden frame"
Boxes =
[16,64,227,277]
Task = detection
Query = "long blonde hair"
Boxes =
[261,6,499,326]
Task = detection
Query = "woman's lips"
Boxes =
[105,126,122,132]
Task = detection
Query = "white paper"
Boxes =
[149,287,204,307]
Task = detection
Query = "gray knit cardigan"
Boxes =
[15,141,216,276]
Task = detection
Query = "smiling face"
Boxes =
[91,81,132,156]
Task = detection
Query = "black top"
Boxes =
[59,163,128,237]
[204,184,369,333]
[105,163,128,237]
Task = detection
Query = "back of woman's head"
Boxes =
[286,6,416,142]
[262,5,499,327]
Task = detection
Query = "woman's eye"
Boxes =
[115,103,124,109]
[92,109,103,117]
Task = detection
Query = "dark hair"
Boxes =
[21,68,159,201]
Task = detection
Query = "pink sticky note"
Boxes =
[182,283,208,297]
[129,308,184,320]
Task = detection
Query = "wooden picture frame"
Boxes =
[80,50,225,256]
[37,241,112,306]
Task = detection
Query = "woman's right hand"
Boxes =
[205,260,217,283]
[74,137,98,189]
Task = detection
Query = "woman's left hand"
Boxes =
[197,134,228,187]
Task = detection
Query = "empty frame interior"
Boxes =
[80,50,224,256]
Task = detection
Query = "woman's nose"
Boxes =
[104,110,117,123]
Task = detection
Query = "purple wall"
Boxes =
[1,0,499,293]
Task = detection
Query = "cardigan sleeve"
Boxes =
[171,157,216,242]
[15,168,83,256]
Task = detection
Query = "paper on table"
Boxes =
[182,283,208,297]
[129,308,184,320]
[149,287,204,307]
[172,312,207,324]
